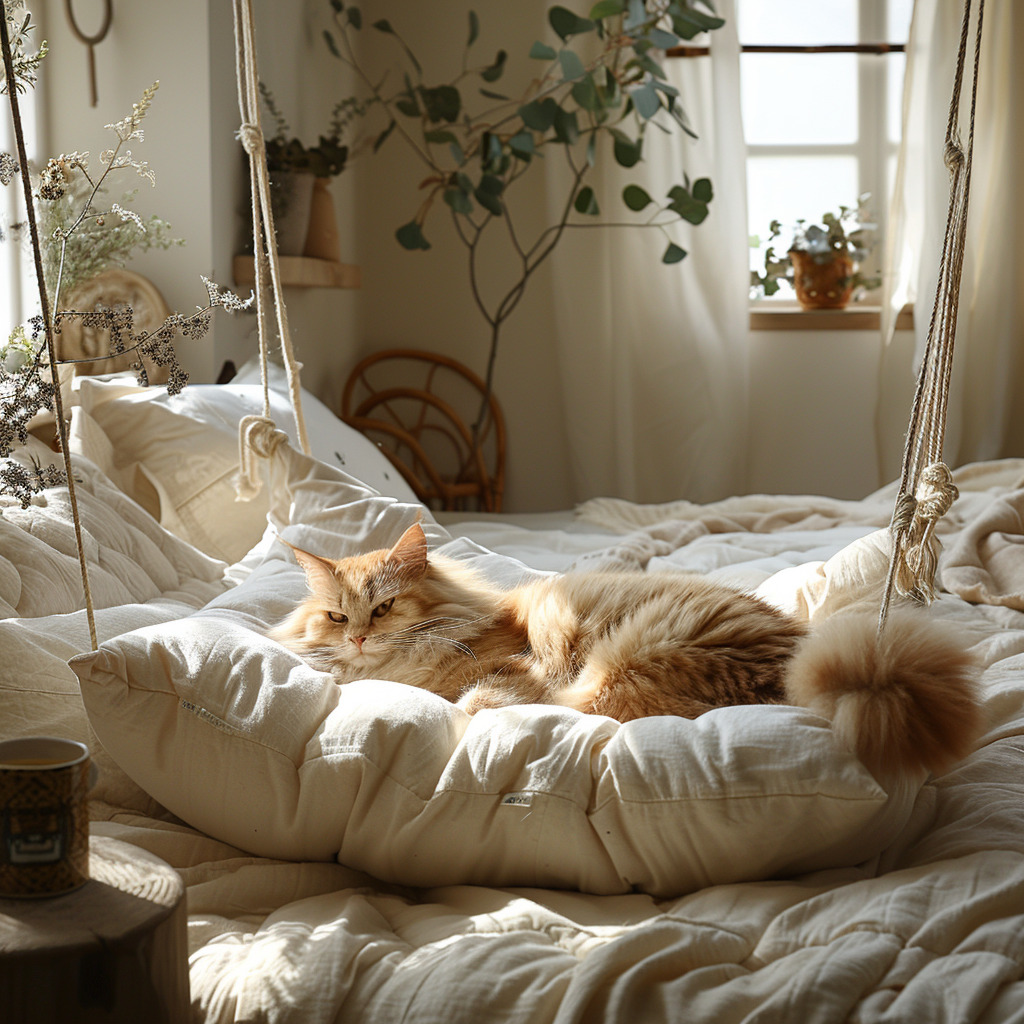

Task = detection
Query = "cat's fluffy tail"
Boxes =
[783,608,982,782]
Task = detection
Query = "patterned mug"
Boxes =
[0,737,92,898]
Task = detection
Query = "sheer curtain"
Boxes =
[878,0,1024,484]
[546,0,749,505]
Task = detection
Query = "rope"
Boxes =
[231,0,310,502]
[1,12,98,650]
[879,0,985,632]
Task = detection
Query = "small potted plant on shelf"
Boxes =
[750,196,881,310]
[257,83,362,257]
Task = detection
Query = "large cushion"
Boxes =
[69,372,418,563]
[71,445,922,897]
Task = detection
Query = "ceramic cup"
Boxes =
[0,737,92,898]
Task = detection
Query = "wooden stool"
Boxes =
[0,834,188,1023]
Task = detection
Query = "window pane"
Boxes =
[888,52,906,143]
[742,54,858,145]
[888,0,915,41]
[737,0,857,46]
[748,156,860,297]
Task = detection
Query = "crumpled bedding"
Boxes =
[4,438,1024,1022]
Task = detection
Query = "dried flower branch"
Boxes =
[1,73,253,509]
[0,5,46,95]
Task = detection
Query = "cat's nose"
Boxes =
[351,636,367,651]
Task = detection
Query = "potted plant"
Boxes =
[750,197,881,309]
[258,84,361,257]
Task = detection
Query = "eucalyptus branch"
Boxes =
[321,0,725,485]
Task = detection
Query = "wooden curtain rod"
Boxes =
[668,43,907,57]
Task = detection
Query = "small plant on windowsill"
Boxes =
[750,197,881,310]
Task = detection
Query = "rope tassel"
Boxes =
[888,463,959,605]
[878,0,983,634]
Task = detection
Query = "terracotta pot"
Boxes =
[303,177,342,262]
[789,250,854,310]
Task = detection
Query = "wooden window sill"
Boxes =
[750,303,914,332]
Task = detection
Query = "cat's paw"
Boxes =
[456,683,514,715]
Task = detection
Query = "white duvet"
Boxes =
[3,382,1024,1023]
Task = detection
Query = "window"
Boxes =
[741,0,914,303]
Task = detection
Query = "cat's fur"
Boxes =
[270,522,982,783]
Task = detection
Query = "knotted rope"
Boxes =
[232,0,310,501]
[879,0,985,632]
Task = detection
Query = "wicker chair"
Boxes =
[340,349,506,513]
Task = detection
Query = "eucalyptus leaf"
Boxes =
[648,27,679,50]
[630,83,660,120]
[553,107,579,145]
[396,221,431,250]
[424,129,458,145]
[611,129,642,168]
[558,49,586,82]
[418,84,461,123]
[509,131,535,159]
[519,97,559,132]
[481,50,507,82]
[468,10,479,47]
[529,41,558,61]
[622,184,652,211]
[479,88,510,101]
[589,0,625,18]
[549,6,595,42]
[444,188,474,215]
[574,186,599,215]
[347,6,362,29]
[663,241,687,263]
[667,185,709,225]
[692,177,713,203]
[323,30,340,58]
[474,183,504,216]
[671,8,726,40]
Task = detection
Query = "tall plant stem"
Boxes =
[1,14,98,650]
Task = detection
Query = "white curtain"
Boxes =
[878,0,1024,484]
[547,0,749,504]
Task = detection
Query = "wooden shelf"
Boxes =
[749,303,914,332]
[232,255,361,290]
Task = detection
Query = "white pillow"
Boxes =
[69,373,418,563]
[71,445,921,896]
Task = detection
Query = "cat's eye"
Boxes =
[372,598,394,619]
[327,611,348,624]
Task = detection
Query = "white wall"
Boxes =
[35,0,916,510]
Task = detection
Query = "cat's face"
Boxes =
[278,522,431,672]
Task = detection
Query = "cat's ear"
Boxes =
[279,538,338,593]
[386,522,428,579]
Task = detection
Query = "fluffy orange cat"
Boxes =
[270,522,982,783]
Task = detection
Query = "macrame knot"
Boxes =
[892,462,958,605]
[236,414,288,501]
[944,136,964,172]
[237,122,264,155]
[915,462,959,521]
[890,492,918,534]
